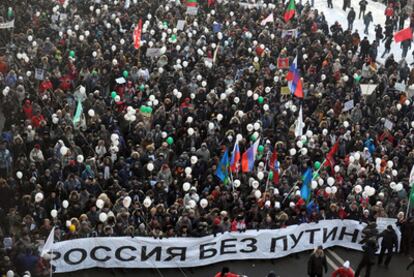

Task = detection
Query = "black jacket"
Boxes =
[379,228,398,250]
[308,253,328,275]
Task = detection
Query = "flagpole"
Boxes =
[406,196,411,219]
[264,150,272,194]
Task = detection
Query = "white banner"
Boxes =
[48,220,400,273]
[0,20,14,29]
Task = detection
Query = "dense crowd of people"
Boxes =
[1,0,414,276]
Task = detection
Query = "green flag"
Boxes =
[73,100,83,126]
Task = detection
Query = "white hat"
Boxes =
[343,261,350,268]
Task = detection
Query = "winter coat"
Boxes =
[308,252,328,275]
[332,267,354,277]
[379,228,398,250]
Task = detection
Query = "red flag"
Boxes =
[269,150,280,184]
[277,57,289,69]
[394,27,413,43]
[208,0,215,7]
[133,19,143,49]
[323,140,339,174]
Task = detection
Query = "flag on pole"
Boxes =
[73,99,83,126]
[208,0,215,7]
[261,13,274,26]
[286,56,304,98]
[215,149,230,184]
[41,226,55,257]
[294,106,304,138]
[186,0,198,7]
[323,140,339,171]
[269,149,280,184]
[230,140,241,173]
[241,138,261,173]
[284,0,296,23]
[133,19,143,49]
[301,168,313,203]
[394,27,413,43]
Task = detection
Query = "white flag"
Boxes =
[41,226,55,257]
[409,165,414,186]
[295,106,304,138]
[260,13,274,26]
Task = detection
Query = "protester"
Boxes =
[354,239,377,277]
[377,225,398,268]
[214,267,242,277]
[331,261,354,277]
[307,246,328,277]
[0,0,413,276]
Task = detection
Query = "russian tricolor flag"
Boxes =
[230,140,240,173]
[241,138,260,173]
[286,55,304,98]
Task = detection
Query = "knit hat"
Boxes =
[343,261,350,268]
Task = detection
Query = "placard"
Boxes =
[176,20,185,31]
[186,7,198,15]
[146,48,161,57]
[35,68,45,81]
[343,100,354,112]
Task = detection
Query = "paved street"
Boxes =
[56,246,413,277]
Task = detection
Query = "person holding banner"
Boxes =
[377,225,398,268]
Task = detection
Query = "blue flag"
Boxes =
[215,149,229,184]
[300,168,313,203]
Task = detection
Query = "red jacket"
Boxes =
[214,273,239,277]
[332,267,354,277]
[385,7,394,17]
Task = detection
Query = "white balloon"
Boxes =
[147,163,154,171]
[311,180,318,190]
[334,165,340,173]
[6,270,14,277]
[96,199,104,209]
[290,148,297,156]
[301,148,308,155]
[296,141,303,148]
[161,132,168,139]
[343,121,350,128]
[190,156,198,164]
[99,212,108,222]
[234,179,241,188]
[16,171,23,179]
[257,171,264,182]
[318,178,324,186]
[123,196,132,208]
[327,177,335,186]
[60,146,68,156]
[217,114,223,121]
[354,185,362,193]
[387,160,394,168]
[200,198,208,208]
[187,128,195,136]
[354,152,361,160]
[392,169,398,177]
[375,158,382,165]
[62,200,69,209]
[331,186,338,194]
[253,122,261,130]
[88,109,95,117]
[66,220,71,228]
[143,197,152,208]
[254,190,262,199]
[325,187,332,194]
[35,192,44,203]
[322,129,328,136]
[111,134,119,142]
[188,200,196,209]
[76,155,84,163]
[183,182,191,191]
[50,209,58,218]
[185,167,192,175]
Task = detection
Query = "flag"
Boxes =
[286,56,304,98]
[230,140,241,173]
[269,149,280,184]
[284,0,296,23]
[277,57,289,69]
[215,149,229,184]
[133,19,143,49]
[208,0,215,7]
[300,168,313,203]
[261,13,274,26]
[41,226,55,257]
[323,140,339,169]
[241,138,260,173]
[394,27,412,43]
[73,99,83,126]
[186,0,198,7]
[294,106,304,137]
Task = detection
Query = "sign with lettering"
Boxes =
[47,220,400,273]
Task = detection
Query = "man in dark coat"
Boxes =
[377,225,398,268]
[308,246,328,277]
[355,239,377,277]
[347,8,356,31]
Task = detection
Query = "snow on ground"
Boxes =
[313,0,413,65]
